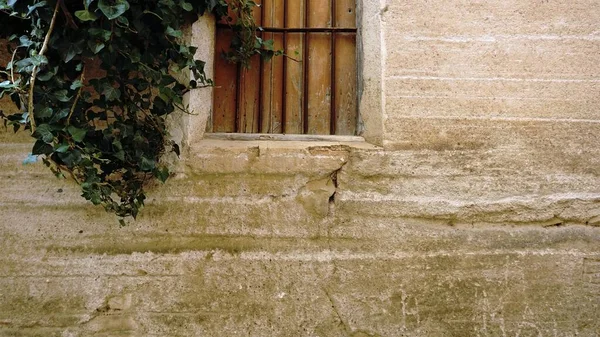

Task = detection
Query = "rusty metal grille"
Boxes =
[213,0,358,135]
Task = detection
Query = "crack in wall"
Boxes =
[328,160,348,217]
[323,288,352,335]
[326,161,348,271]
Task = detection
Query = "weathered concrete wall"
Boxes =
[1,139,598,336]
[1,0,599,336]
[380,0,600,151]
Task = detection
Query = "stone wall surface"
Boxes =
[380,0,600,150]
[1,0,600,336]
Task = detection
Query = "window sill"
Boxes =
[198,133,380,150]
[205,132,362,142]
[181,133,380,176]
[179,134,380,179]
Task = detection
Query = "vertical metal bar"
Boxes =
[235,63,241,132]
[354,33,358,136]
[330,0,336,135]
[354,0,359,136]
[281,0,288,133]
[302,0,310,134]
[257,0,265,133]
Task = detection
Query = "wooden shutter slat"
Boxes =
[260,0,284,133]
[335,33,357,135]
[283,1,305,134]
[306,33,332,134]
[308,0,331,27]
[306,0,332,134]
[213,30,237,132]
[336,0,356,27]
[252,0,263,22]
[334,0,357,135]
[238,56,261,132]
[236,0,263,133]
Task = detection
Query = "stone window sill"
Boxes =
[181,134,380,178]
[194,133,380,152]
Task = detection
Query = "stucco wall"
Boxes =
[380,0,600,151]
[1,1,599,336]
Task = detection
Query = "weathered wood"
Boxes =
[261,0,284,133]
[334,0,357,135]
[284,0,306,134]
[336,0,356,27]
[335,33,357,135]
[237,0,263,133]
[213,29,237,132]
[238,56,261,133]
[306,0,332,134]
[213,0,357,135]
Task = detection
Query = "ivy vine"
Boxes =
[0,0,268,222]
[220,0,281,66]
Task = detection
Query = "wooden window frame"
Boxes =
[212,0,358,136]
[181,0,384,147]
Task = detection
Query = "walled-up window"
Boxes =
[212,0,357,135]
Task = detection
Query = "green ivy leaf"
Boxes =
[49,108,69,123]
[262,39,275,50]
[37,66,57,81]
[64,43,83,63]
[101,84,121,101]
[98,0,130,20]
[35,106,53,119]
[166,26,183,38]
[29,54,48,66]
[155,166,169,183]
[88,28,111,41]
[116,15,129,26]
[18,35,33,47]
[32,139,53,155]
[114,150,125,161]
[26,1,47,16]
[127,48,141,63]
[67,125,87,142]
[74,9,98,21]
[34,124,55,144]
[53,90,71,102]
[139,156,156,171]
[70,80,83,90]
[15,55,47,70]
[54,143,70,153]
[88,41,105,54]
[181,1,193,11]
[82,186,103,205]
[158,86,178,102]
[58,149,82,167]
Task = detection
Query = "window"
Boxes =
[212,0,358,135]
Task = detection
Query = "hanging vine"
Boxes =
[0,0,268,222]
[220,0,281,66]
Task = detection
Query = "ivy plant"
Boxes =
[220,0,282,66]
[0,0,268,222]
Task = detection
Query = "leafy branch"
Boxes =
[220,0,283,65]
[28,0,61,133]
[0,0,268,222]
